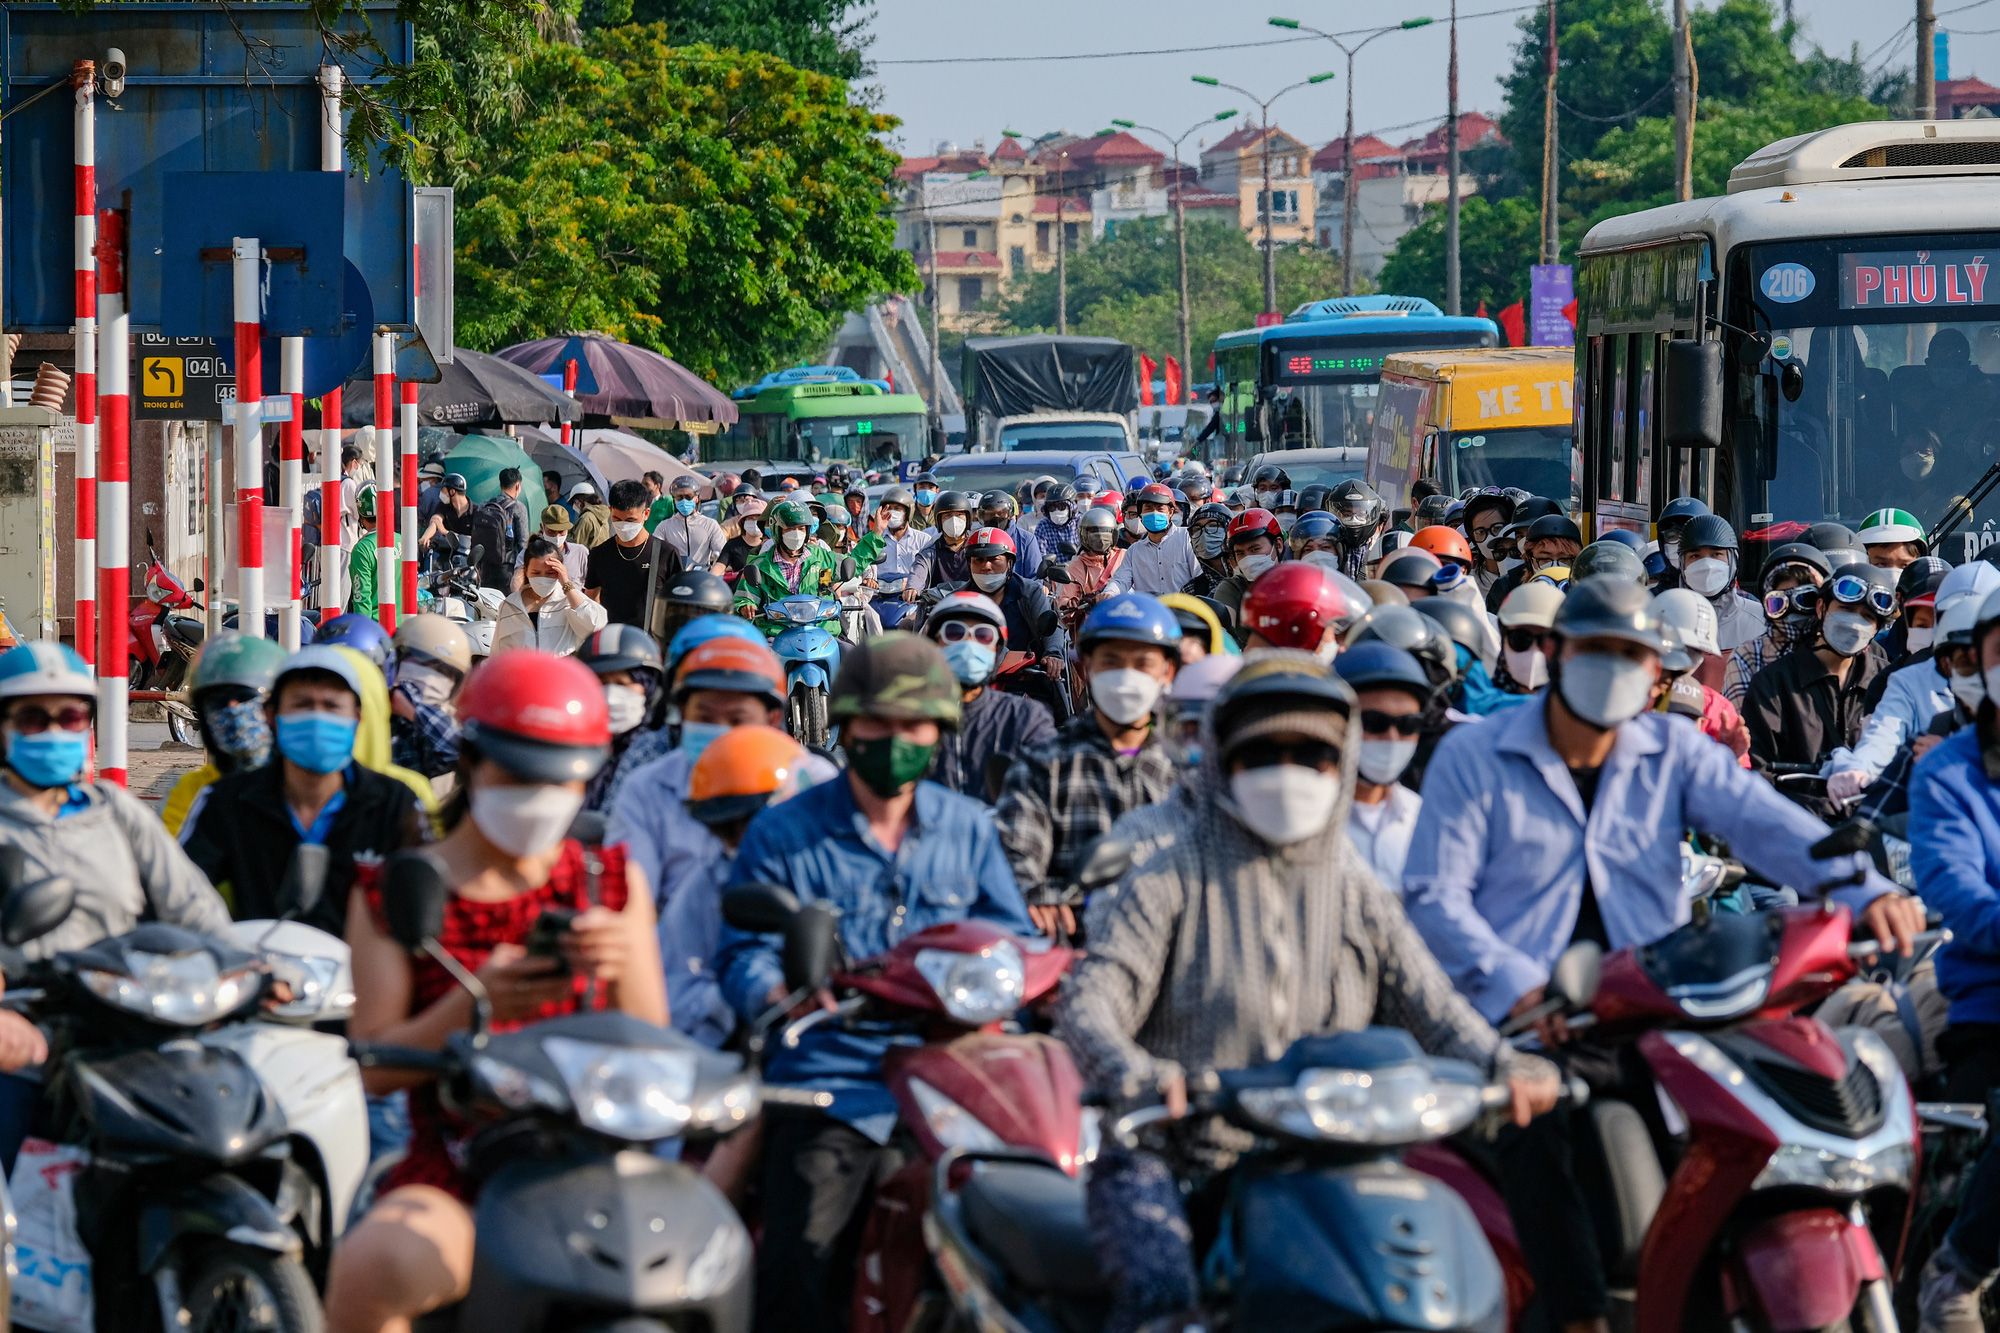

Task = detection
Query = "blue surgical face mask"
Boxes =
[674,498,696,516]
[1141,512,1172,533]
[940,639,997,687]
[275,712,358,774]
[6,729,87,789]
[678,720,730,761]
[915,489,938,506]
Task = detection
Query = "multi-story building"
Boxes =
[1311,112,1504,279]
[1197,124,1316,247]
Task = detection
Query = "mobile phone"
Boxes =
[525,907,580,973]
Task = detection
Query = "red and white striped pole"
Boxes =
[560,358,577,448]
[95,208,129,785]
[234,238,266,639]
[400,381,418,615]
[279,339,303,649]
[72,61,96,666]
[319,389,344,622]
[372,329,397,632]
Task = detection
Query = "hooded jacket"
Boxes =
[1707,585,1765,654]
[928,687,1058,802]
[1907,715,2000,1025]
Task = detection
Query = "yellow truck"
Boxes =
[1365,347,1577,513]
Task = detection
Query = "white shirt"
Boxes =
[655,511,726,569]
[546,535,590,584]
[1347,784,1423,896]
[492,585,608,656]
[1118,527,1202,595]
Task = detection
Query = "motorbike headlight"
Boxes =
[906,1076,1006,1152]
[914,942,1026,1026]
[1665,963,1772,1020]
[1234,1063,1485,1145]
[261,951,353,1021]
[1753,1140,1914,1194]
[472,1054,569,1113]
[81,949,257,1026]
[688,1075,761,1131]
[542,1037,698,1141]
[1074,1106,1102,1171]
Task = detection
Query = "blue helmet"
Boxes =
[315,614,393,670]
[1331,640,1432,705]
[1079,593,1182,650]
[1126,476,1150,493]
[666,613,765,675]
[1597,527,1648,553]
[1657,496,1711,530]
[0,642,93,702]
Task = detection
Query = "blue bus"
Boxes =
[1210,295,1500,455]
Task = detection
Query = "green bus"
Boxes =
[708,367,930,471]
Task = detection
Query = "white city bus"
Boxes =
[1574,119,2000,558]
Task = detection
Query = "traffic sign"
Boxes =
[134,335,234,421]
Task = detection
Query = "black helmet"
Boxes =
[661,568,733,613]
[1251,463,1292,491]
[1413,597,1496,674]
[1190,501,1233,529]
[1552,575,1667,653]
[1524,513,1584,546]
[1896,556,1951,605]
[1344,603,1458,685]
[1176,474,1209,504]
[935,489,974,515]
[880,484,915,512]
[1806,521,1859,553]
[1380,549,1446,589]
[1656,496,1711,535]
[1415,493,1456,527]
[1270,489,1300,513]
[1045,481,1078,508]
[1681,513,1738,552]
[1296,484,1330,514]
[977,489,1015,519]
[1328,479,1386,539]
[1290,512,1340,548]
[1758,542,1833,588]
[1461,490,1516,531]
[1571,540,1648,584]
[578,623,664,676]
[1506,496,1563,532]
[1827,562,1900,615]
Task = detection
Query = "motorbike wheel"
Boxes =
[167,705,199,746]
[790,686,829,750]
[181,1242,324,1333]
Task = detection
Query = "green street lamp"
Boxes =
[1189,73,1336,314]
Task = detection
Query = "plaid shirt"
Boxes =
[1035,516,1080,558]
[389,689,460,778]
[995,715,1177,904]
[1723,627,1789,706]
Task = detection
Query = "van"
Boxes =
[1366,348,1578,512]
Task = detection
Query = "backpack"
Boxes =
[469,498,513,583]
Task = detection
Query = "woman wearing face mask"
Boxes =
[922,591,1057,801]
[576,625,666,812]
[1034,481,1082,558]
[918,490,978,589]
[718,493,769,575]
[493,535,608,656]
[1059,505,1129,627]
[1494,581,1561,695]
[1647,589,1752,765]
[731,498,886,636]
[326,651,666,1333]
[385,614,471,782]
[1332,641,1432,895]
[1181,502,1236,599]
[162,632,289,837]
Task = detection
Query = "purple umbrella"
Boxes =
[494,334,738,428]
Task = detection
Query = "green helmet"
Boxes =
[190,631,288,698]
[356,482,378,521]
[770,499,815,530]
[1855,507,1925,549]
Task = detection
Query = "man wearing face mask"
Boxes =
[1059,505,1129,619]
[956,527,1067,695]
[1327,479,1387,582]
[162,634,289,838]
[995,593,1180,938]
[1856,506,1932,575]
[717,634,1029,1333]
[347,484,381,618]
[1646,495,1710,593]
[386,614,470,781]
[1674,514,1763,660]
[183,647,429,938]
[733,498,885,633]
[1877,556,1950,669]
[1119,483,1202,596]
[917,490,977,589]
[576,625,666,811]
[1819,564,1967,805]
[588,479,682,629]
[922,591,1056,800]
[1180,501,1235,600]
[495,534,610,656]
[653,474,726,572]
[1334,641,1430,894]
[1211,507,1285,620]
[1723,542,1834,706]
[868,485,932,622]
[1494,581,1561,694]
[975,489,1044,576]
[1034,481,1081,558]
[1463,492,1517,598]
[909,473,941,530]
[1403,577,1919,1333]
[1744,563,1895,796]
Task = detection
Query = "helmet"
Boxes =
[831,632,962,728]
[1152,463,1171,480]
[977,490,1016,520]
[1411,525,1474,568]
[1269,489,1301,514]
[1461,491,1516,532]
[1211,654,1357,745]
[273,645,368,705]
[686,725,811,826]
[0,642,93,703]
[1229,508,1282,545]
[1081,593,1183,651]
[1938,560,2000,617]
[1328,480,1386,537]
[1175,475,1209,506]
[1296,484,1331,514]
[1650,589,1721,657]
[1857,507,1927,549]
[967,527,1017,561]
[190,632,288,697]
[1379,549,1445,589]
[392,613,473,677]
[1160,594,1231,656]
[355,483,377,521]
[1941,587,1987,645]
[1656,496,1711,535]
[1289,512,1340,550]
[1190,501,1233,530]
[1596,528,1648,553]
[927,590,1008,646]
[1826,562,1899,618]
[880,485,915,513]
[661,569,735,615]
[1414,598,1497,674]
[1498,580,1565,630]
[1137,483,1177,507]
[1510,496,1564,526]
[1806,521,1859,553]
[1079,505,1120,539]
[442,472,469,494]
[1896,556,1951,609]
[578,623,663,677]
[1343,605,1457,684]
[1759,542,1833,588]
[770,499,815,530]
[665,614,765,676]
[1241,562,1356,651]
[1531,565,1573,589]
[1524,514,1584,547]
[1359,579,1409,607]
[1680,514,1738,552]
[1414,494,1456,528]
[1044,482,1078,509]
[1571,540,1648,584]
[458,649,611,783]
[1552,575,1667,653]
[315,613,393,669]
[934,489,974,516]
[1126,476,1150,494]
[1250,464,1292,490]
[675,635,785,707]
[1333,640,1432,705]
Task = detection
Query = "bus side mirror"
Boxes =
[1662,340,1724,450]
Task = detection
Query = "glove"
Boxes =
[1828,769,1871,804]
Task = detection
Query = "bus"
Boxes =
[1574,118,2000,557]
[707,366,931,473]
[1209,295,1500,457]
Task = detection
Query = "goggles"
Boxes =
[1230,738,1342,771]
[1359,709,1423,737]
[935,619,1002,647]
[1827,574,1895,618]
[1763,586,1819,618]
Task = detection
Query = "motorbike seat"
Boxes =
[957,1161,1106,1299]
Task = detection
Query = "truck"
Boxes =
[961,335,1140,455]
[1367,347,1578,513]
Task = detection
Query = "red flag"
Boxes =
[1139,353,1157,406]
[1475,300,1488,319]
[1561,298,1578,328]
[1497,301,1526,347]
[1164,356,1184,405]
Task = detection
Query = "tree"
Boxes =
[1376,196,1544,313]
[453,30,916,384]
[576,0,873,81]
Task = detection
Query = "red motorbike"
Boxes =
[1442,895,1948,1333]
[721,882,1086,1333]
[127,548,206,743]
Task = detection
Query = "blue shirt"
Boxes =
[1401,694,1895,1023]
[1908,725,2000,1025]
[717,775,1031,1137]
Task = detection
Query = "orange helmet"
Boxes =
[687,725,807,825]
[673,636,785,708]
[1410,524,1474,570]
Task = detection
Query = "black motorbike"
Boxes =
[350,851,759,1333]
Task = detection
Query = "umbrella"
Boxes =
[494,334,737,429]
[514,427,611,504]
[567,427,711,497]
[443,434,539,506]
[342,347,579,431]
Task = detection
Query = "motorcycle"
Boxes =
[350,851,758,1333]
[422,537,499,660]
[720,880,1084,1333]
[128,547,205,744]
[761,558,860,749]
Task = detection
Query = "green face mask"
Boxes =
[846,732,937,797]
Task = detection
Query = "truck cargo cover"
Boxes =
[962,336,1136,418]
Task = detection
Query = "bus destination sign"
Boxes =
[1840,249,1992,310]
[1278,352,1387,382]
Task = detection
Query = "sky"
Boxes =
[864,0,2000,161]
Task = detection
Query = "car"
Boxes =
[1242,446,1369,496]
[929,449,1150,500]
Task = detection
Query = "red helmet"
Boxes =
[1242,561,1357,650]
[458,649,611,783]
[1138,483,1177,505]
[967,527,1017,561]
[1229,507,1282,544]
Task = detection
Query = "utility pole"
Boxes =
[926,183,941,414]
[1446,0,1461,315]
[1114,110,1239,403]
[1055,149,1068,335]
[1541,0,1560,265]
[1673,0,1692,201]
[1917,0,1938,119]
[1194,70,1335,310]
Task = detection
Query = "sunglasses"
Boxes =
[1503,627,1544,654]
[1763,586,1819,617]
[1232,738,1342,771]
[1359,709,1423,737]
[1828,574,1896,618]
[936,620,1002,647]
[10,704,91,734]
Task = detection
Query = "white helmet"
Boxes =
[1940,587,1986,646]
[1650,588,1720,656]
[1937,559,2000,611]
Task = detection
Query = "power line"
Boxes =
[1557,84,1672,122]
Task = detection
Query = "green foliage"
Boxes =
[453,30,916,384]
[577,0,874,81]
[1374,196,1545,313]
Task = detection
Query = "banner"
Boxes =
[1497,302,1526,348]
[1139,353,1157,406]
[1164,356,1184,406]
[1530,264,1576,347]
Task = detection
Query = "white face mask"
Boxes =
[1230,765,1340,845]
[1048,507,1071,526]
[1357,738,1417,785]
[1823,608,1877,657]
[1683,557,1731,597]
[1557,652,1655,728]
[399,660,455,707]
[1124,515,1146,535]
[1905,625,1935,654]
[1090,667,1164,725]
[1500,557,1524,576]
[611,520,646,542]
[741,520,762,541]
[1503,645,1549,690]
[604,683,647,734]
[528,576,561,598]
[780,528,807,552]
[1982,665,2000,714]
[1237,552,1276,581]
[941,516,968,539]
[884,509,906,530]
[471,784,584,858]
[1952,669,1986,712]
[971,568,1008,593]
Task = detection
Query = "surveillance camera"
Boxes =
[100,48,125,99]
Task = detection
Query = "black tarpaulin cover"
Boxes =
[962,335,1137,418]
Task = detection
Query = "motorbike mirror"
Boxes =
[1547,941,1602,1008]
[1811,819,1876,862]
[382,851,450,949]
[1,874,75,948]
[1036,608,1059,638]
[837,556,857,582]
[276,843,330,922]
[1074,835,1133,893]
[191,578,205,593]
[1058,542,1079,559]
[468,544,485,567]
[722,883,802,934]
[783,902,841,993]
[1044,566,1073,585]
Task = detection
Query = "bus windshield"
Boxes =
[1260,329,1499,449]
[714,411,925,467]
[998,420,1129,451]
[1440,427,1575,501]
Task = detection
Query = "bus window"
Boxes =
[1443,427,1574,500]
[1605,337,1628,502]
[1628,336,1654,507]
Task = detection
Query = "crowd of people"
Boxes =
[0,453,1996,1333]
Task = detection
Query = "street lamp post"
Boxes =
[1112,110,1240,403]
[1191,72,1335,316]
[1269,16,1434,297]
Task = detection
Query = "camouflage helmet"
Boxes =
[830,632,962,731]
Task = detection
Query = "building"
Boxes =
[1312,112,1504,280]
[1939,76,2000,119]
[1062,130,1167,239]
[1197,124,1317,247]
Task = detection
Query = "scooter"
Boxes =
[128,547,206,744]
[423,538,500,659]
[350,851,758,1333]
[761,557,860,749]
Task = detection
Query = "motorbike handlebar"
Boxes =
[779,995,869,1049]
[761,1086,836,1109]
[1848,926,1951,960]
[1915,1102,1988,1132]
[348,1040,457,1075]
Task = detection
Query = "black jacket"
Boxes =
[928,688,1058,802]
[182,761,429,936]
[921,536,974,588]
[1743,640,1890,773]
